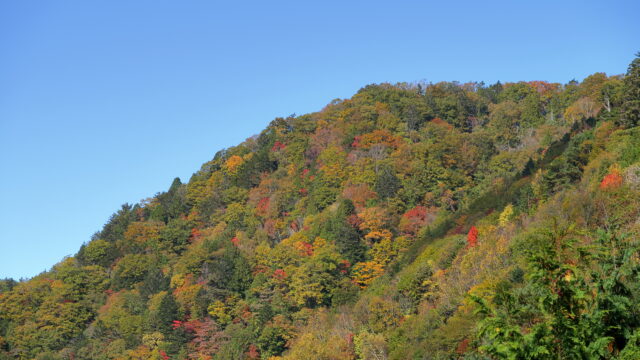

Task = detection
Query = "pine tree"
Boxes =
[620,53,640,128]
[320,199,366,264]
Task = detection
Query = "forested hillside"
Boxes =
[1,54,640,360]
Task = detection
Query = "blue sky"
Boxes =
[0,0,638,279]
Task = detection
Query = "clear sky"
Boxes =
[0,0,638,280]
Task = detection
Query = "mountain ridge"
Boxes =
[1,54,640,359]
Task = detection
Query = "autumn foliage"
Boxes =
[3,58,640,360]
[399,205,434,236]
[467,226,478,247]
[600,171,623,190]
[271,141,286,152]
[351,129,401,149]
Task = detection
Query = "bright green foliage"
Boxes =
[475,225,640,359]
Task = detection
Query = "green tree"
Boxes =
[475,224,640,359]
[374,164,401,199]
[159,217,192,254]
[98,204,137,243]
[620,53,640,128]
[113,254,153,289]
[145,291,179,337]
[139,267,170,299]
[79,238,118,267]
[488,100,522,149]
[150,177,188,223]
[319,199,365,263]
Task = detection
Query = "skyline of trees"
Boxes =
[1,53,639,359]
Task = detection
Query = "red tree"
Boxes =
[467,226,478,247]
[399,206,434,236]
[600,172,623,190]
[246,344,260,359]
[271,141,286,151]
[273,268,287,280]
[256,197,270,217]
[190,228,202,242]
[230,237,240,247]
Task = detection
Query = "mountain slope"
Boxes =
[1,54,640,360]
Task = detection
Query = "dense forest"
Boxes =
[1,54,640,360]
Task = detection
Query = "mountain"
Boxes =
[1,54,640,360]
